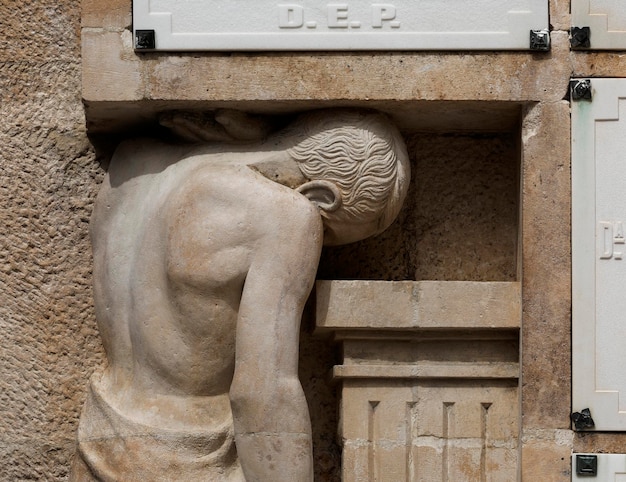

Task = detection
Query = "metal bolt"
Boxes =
[530,30,550,51]
[571,407,595,429]
[575,455,598,476]
[570,80,592,101]
[135,30,156,50]
[571,27,591,49]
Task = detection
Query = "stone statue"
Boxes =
[70,109,410,481]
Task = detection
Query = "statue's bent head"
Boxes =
[286,109,410,245]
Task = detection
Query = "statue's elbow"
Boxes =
[230,375,302,420]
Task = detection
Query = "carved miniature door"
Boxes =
[571,0,626,49]
[572,78,626,430]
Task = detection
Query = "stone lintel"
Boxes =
[80,24,572,133]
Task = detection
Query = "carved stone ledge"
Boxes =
[333,362,519,380]
[315,280,520,481]
[315,280,521,332]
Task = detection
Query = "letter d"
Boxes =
[279,5,304,28]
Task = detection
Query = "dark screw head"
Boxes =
[571,407,595,429]
[575,455,597,476]
[135,30,156,50]
[570,80,592,101]
[530,30,550,51]
[571,27,591,49]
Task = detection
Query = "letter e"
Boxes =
[328,4,349,28]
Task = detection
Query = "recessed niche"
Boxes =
[92,100,521,282]
[318,101,521,282]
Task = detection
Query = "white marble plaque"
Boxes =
[572,454,626,480]
[572,79,626,430]
[572,0,626,49]
[132,0,549,51]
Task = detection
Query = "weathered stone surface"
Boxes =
[316,280,520,331]
[0,2,104,480]
[81,0,130,29]
[83,33,572,103]
[0,2,79,63]
[549,0,571,31]
[81,30,143,102]
[522,429,573,481]
[340,380,519,482]
[521,101,571,430]
[81,24,573,132]
[319,279,520,481]
[571,51,626,77]
[573,431,626,454]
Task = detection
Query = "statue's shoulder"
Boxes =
[112,138,193,163]
[106,139,203,187]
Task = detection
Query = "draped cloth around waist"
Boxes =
[70,375,244,481]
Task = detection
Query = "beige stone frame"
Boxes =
[83,0,626,479]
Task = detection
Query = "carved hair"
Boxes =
[287,109,410,234]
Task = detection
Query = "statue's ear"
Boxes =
[296,180,342,213]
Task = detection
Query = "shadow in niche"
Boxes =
[85,109,520,482]
[87,110,307,187]
[87,122,174,173]
[309,127,521,481]
[299,295,342,482]
[317,131,520,282]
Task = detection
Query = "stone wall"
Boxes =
[0,1,103,479]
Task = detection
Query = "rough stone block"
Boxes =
[316,280,521,331]
[81,0,130,29]
[521,101,572,429]
[522,430,573,482]
[82,30,143,102]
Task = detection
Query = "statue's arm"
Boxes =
[230,207,322,482]
[160,110,275,143]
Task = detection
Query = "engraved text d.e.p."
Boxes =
[278,3,401,29]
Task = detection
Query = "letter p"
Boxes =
[372,4,396,28]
